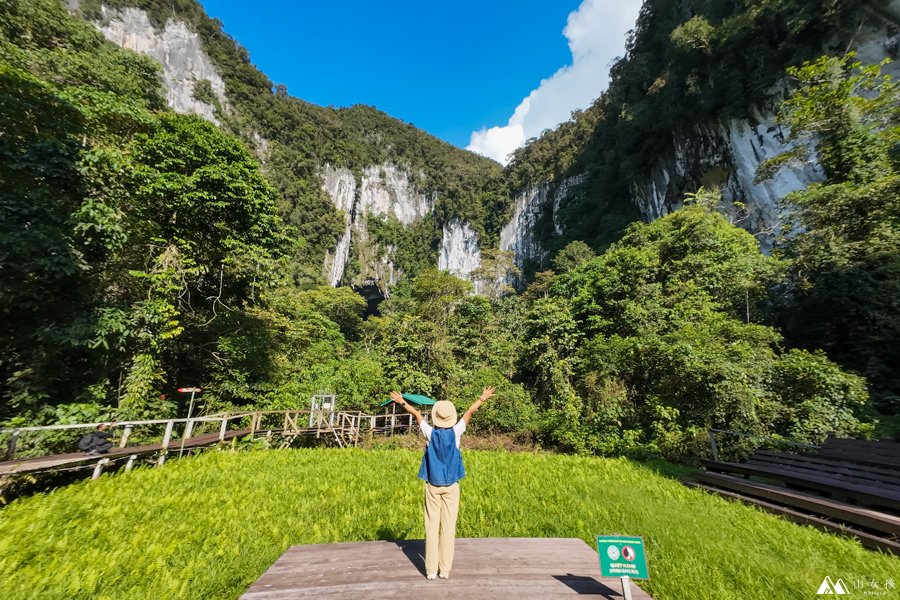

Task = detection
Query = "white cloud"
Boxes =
[467,0,642,165]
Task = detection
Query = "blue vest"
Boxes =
[418,427,465,486]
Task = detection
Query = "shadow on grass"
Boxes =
[631,457,700,481]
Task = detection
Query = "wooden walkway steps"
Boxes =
[693,435,900,554]
[687,473,900,555]
[240,538,652,599]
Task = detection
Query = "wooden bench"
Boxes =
[691,435,900,554]
[817,436,900,469]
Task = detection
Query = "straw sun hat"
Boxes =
[431,400,458,428]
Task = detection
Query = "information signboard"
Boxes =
[596,535,649,580]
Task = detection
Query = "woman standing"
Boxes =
[390,387,495,580]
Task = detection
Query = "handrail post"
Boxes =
[708,429,719,462]
[6,429,20,461]
[178,419,195,458]
[119,424,133,448]
[158,420,174,466]
[92,458,110,480]
[219,415,229,442]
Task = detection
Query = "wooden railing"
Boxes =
[1,409,424,462]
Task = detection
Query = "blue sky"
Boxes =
[199,1,641,163]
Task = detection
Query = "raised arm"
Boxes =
[462,387,495,426]
[390,391,425,425]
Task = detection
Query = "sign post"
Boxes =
[596,535,649,600]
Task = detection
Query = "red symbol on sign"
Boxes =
[622,546,636,562]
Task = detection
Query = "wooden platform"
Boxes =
[241,538,652,599]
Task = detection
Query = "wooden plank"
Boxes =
[704,461,900,510]
[686,482,900,555]
[240,538,652,599]
[741,458,900,494]
[819,437,900,467]
[0,430,250,476]
[696,471,900,536]
[822,436,900,454]
[747,454,900,487]
[754,451,900,483]
[816,448,900,470]
[708,458,900,494]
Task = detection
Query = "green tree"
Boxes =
[551,201,869,459]
[520,298,585,453]
[410,268,472,325]
[551,240,596,274]
[471,249,520,299]
[759,54,900,411]
[670,16,715,55]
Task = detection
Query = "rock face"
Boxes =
[629,3,899,250]
[321,164,433,288]
[500,175,585,270]
[93,6,228,124]
[83,2,900,293]
[439,219,482,280]
[359,165,431,226]
[629,107,825,250]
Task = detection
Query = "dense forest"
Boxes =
[1,0,897,459]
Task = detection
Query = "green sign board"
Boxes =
[596,535,650,579]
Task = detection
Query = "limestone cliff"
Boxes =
[494,1,900,268]
[629,1,899,250]
[92,6,228,125]
[78,0,900,293]
[439,220,482,281]
[321,164,433,290]
[83,4,443,293]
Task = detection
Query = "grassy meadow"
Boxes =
[0,448,897,599]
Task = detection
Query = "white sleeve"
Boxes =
[453,420,466,449]
[420,421,433,442]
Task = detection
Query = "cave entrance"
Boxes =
[354,278,385,317]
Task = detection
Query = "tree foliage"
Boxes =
[759,54,900,411]
[0,0,887,463]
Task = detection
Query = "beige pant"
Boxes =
[423,481,460,576]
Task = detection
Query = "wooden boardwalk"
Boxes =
[0,430,249,477]
[241,538,652,599]
[0,409,417,480]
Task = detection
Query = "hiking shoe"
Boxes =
[426,574,437,581]
[439,573,450,580]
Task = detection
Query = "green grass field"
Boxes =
[0,448,897,599]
